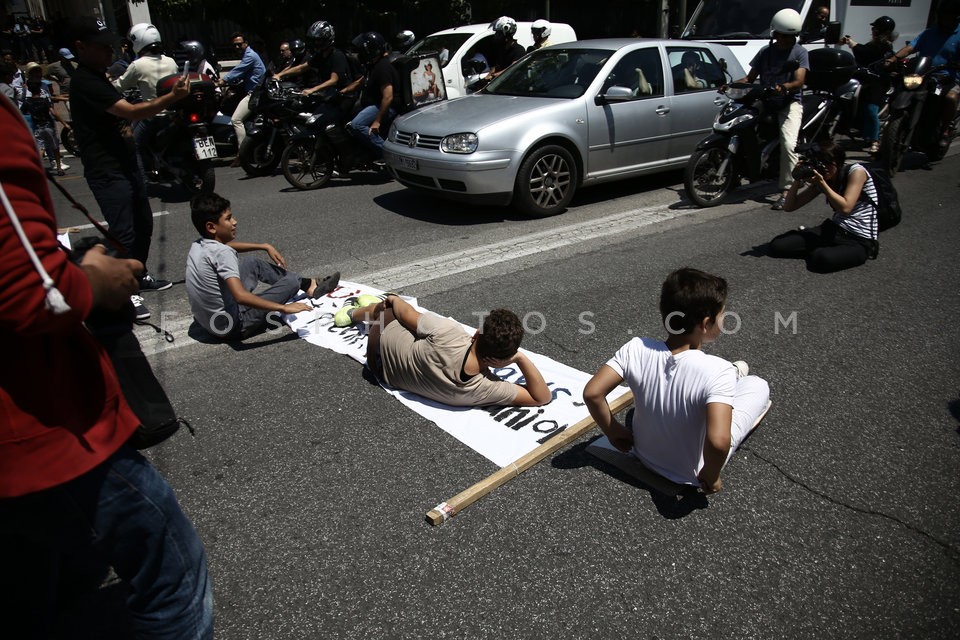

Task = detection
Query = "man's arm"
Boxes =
[223,277,310,314]
[275,61,308,79]
[106,77,190,122]
[697,402,733,494]
[302,72,340,95]
[383,294,421,332]
[226,241,286,267]
[369,82,394,137]
[583,364,633,451]
[503,352,551,407]
[112,62,139,93]
[223,54,253,84]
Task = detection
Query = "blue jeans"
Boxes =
[348,104,394,158]
[237,256,301,338]
[0,447,213,639]
[862,102,880,143]
[86,171,154,266]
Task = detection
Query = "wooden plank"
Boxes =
[426,390,634,525]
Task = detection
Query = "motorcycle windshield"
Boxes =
[682,0,804,39]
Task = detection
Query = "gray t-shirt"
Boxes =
[379,313,520,407]
[750,43,809,103]
[185,238,241,336]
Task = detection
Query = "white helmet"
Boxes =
[770,9,803,36]
[490,16,518,38]
[129,23,162,54]
[531,19,552,40]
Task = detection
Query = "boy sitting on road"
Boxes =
[583,268,770,494]
[185,192,340,340]
[335,295,552,407]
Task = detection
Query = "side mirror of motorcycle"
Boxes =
[824,21,842,45]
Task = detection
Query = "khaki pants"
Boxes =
[231,94,251,147]
[778,100,803,190]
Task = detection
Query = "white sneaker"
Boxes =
[131,294,150,320]
[731,360,749,379]
[59,162,70,171]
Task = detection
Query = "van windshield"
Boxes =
[486,48,613,98]
[682,0,804,39]
[407,33,473,68]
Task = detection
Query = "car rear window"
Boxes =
[486,48,614,98]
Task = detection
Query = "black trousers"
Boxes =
[768,219,875,273]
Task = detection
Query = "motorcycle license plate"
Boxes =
[193,136,217,160]
[397,154,418,170]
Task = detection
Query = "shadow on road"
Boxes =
[551,440,709,519]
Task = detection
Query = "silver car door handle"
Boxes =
[655,106,670,115]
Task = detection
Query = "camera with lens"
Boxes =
[792,142,826,182]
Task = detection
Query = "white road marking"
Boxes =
[62,210,171,232]
[136,202,702,356]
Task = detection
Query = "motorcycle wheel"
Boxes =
[879,116,909,175]
[60,126,78,156]
[183,166,216,195]
[684,147,735,208]
[281,140,334,190]
[238,135,282,177]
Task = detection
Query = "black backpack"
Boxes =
[847,163,902,231]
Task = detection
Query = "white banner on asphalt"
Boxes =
[284,281,629,468]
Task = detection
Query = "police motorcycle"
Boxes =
[879,56,960,174]
[684,43,857,208]
[131,73,221,194]
[237,74,315,176]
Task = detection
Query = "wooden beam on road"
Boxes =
[426,390,635,526]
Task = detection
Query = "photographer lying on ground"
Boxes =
[767,141,879,272]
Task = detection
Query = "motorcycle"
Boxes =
[279,103,381,190]
[685,50,856,208]
[139,73,221,194]
[237,76,315,177]
[878,56,960,175]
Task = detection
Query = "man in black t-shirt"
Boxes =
[347,32,398,160]
[276,20,353,124]
[487,16,526,79]
[68,17,189,319]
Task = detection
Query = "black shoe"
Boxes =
[131,295,151,320]
[770,195,786,211]
[140,274,173,291]
[311,271,341,299]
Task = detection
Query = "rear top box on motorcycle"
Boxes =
[392,53,447,114]
[156,72,219,120]
[806,48,857,91]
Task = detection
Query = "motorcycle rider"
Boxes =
[178,39,218,80]
[527,20,553,52]
[221,31,266,166]
[347,31,398,160]
[114,24,178,100]
[841,16,896,154]
[886,0,960,148]
[487,17,526,79]
[395,30,415,53]
[730,8,809,210]
[277,21,354,125]
[67,16,190,318]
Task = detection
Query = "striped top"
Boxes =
[832,164,878,240]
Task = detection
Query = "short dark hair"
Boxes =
[230,32,246,43]
[476,309,525,359]
[815,139,845,168]
[190,192,231,236]
[0,60,16,83]
[659,268,728,335]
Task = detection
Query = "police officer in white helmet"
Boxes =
[527,20,552,52]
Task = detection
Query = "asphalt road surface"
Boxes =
[49,147,960,639]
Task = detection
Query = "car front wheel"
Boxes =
[513,145,578,217]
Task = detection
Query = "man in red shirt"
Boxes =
[0,86,212,638]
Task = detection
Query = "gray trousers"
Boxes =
[237,257,301,338]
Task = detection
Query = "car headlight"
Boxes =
[441,133,478,154]
[903,74,923,90]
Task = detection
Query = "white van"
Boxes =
[404,22,577,98]
[681,0,934,71]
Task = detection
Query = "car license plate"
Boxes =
[398,154,418,170]
[193,136,217,160]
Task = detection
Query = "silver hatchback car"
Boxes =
[383,38,745,216]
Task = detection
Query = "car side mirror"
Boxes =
[595,85,634,105]
[824,21,842,45]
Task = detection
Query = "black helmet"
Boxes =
[290,38,306,56]
[177,40,205,68]
[395,30,415,49]
[352,31,387,65]
[307,20,335,49]
[870,16,896,33]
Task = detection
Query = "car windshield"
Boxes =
[682,0,803,39]
[485,48,614,98]
[406,33,472,68]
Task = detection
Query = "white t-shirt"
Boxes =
[606,337,736,485]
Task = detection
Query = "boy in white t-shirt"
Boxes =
[583,268,770,494]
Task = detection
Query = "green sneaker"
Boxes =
[355,294,381,308]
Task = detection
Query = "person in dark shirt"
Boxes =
[487,16,526,78]
[347,31,398,160]
[842,16,895,153]
[67,16,189,319]
[276,21,353,124]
